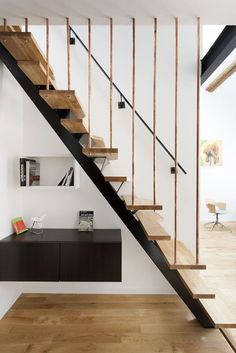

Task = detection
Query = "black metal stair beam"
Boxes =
[70,26,187,175]
[201,26,236,84]
[0,43,213,328]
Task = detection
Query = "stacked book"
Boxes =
[20,158,40,187]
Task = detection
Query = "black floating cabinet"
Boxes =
[0,243,59,281]
[0,229,122,282]
[61,243,121,282]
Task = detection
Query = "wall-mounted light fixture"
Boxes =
[70,30,76,45]
[118,94,125,109]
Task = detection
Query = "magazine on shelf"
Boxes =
[65,167,74,186]
[58,167,74,187]
[78,211,94,231]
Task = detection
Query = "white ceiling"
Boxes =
[0,0,236,25]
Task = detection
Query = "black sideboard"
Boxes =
[0,229,121,282]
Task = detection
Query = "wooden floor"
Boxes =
[0,294,232,353]
[201,221,236,345]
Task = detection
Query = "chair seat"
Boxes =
[216,210,227,215]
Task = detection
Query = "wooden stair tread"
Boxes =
[104,176,127,182]
[178,269,215,299]
[83,147,118,160]
[156,239,206,270]
[221,329,236,350]
[0,32,54,79]
[200,296,236,328]
[18,60,55,86]
[137,211,170,240]
[40,90,85,119]
[91,135,105,148]
[122,195,162,211]
[0,26,21,32]
[61,119,87,134]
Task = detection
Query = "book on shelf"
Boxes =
[78,211,94,231]
[20,158,37,187]
[26,160,40,186]
[11,217,28,235]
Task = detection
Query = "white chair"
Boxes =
[205,201,231,232]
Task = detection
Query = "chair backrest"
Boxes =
[216,202,226,211]
[206,203,216,214]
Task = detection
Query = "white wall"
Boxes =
[0,64,23,318]
[200,26,236,220]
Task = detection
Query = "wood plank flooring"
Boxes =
[0,294,232,353]
[201,222,236,343]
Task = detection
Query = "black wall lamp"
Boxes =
[118,94,125,109]
[70,30,76,45]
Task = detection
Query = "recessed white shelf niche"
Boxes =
[20,155,80,189]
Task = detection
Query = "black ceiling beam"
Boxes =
[201,26,236,84]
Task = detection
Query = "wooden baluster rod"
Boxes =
[109,18,113,148]
[88,18,91,148]
[196,17,201,264]
[46,18,49,90]
[174,17,179,264]
[66,17,71,90]
[3,18,7,32]
[153,18,157,206]
[131,18,136,205]
[25,18,28,32]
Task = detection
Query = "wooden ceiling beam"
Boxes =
[206,60,236,92]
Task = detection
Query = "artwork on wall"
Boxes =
[200,140,223,167]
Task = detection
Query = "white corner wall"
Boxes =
[200,26,236,221]
[0,63,23,318]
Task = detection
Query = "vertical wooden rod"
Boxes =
[109,18,113,148]
[131,18,136,205]
[196,17,201,264]
[66,17,71,90]
[46,18,49,90]
[88,18,91,148]
[25,18,28,32]
[174,17,179,264]
[153,18,157,206]
[3,18,7,32]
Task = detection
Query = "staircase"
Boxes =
[0,26,235,330]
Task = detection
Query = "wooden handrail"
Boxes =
[206,60,236,92]
[132,18,136,205]
[174,17,179,264]
[153,18,157,205]
[196,17,201,264]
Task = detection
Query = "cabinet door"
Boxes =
[0,243,59,281]
[60,243,121,282]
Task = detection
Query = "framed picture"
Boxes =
[200,140,223,167]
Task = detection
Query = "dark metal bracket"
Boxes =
[116,181,125,193]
